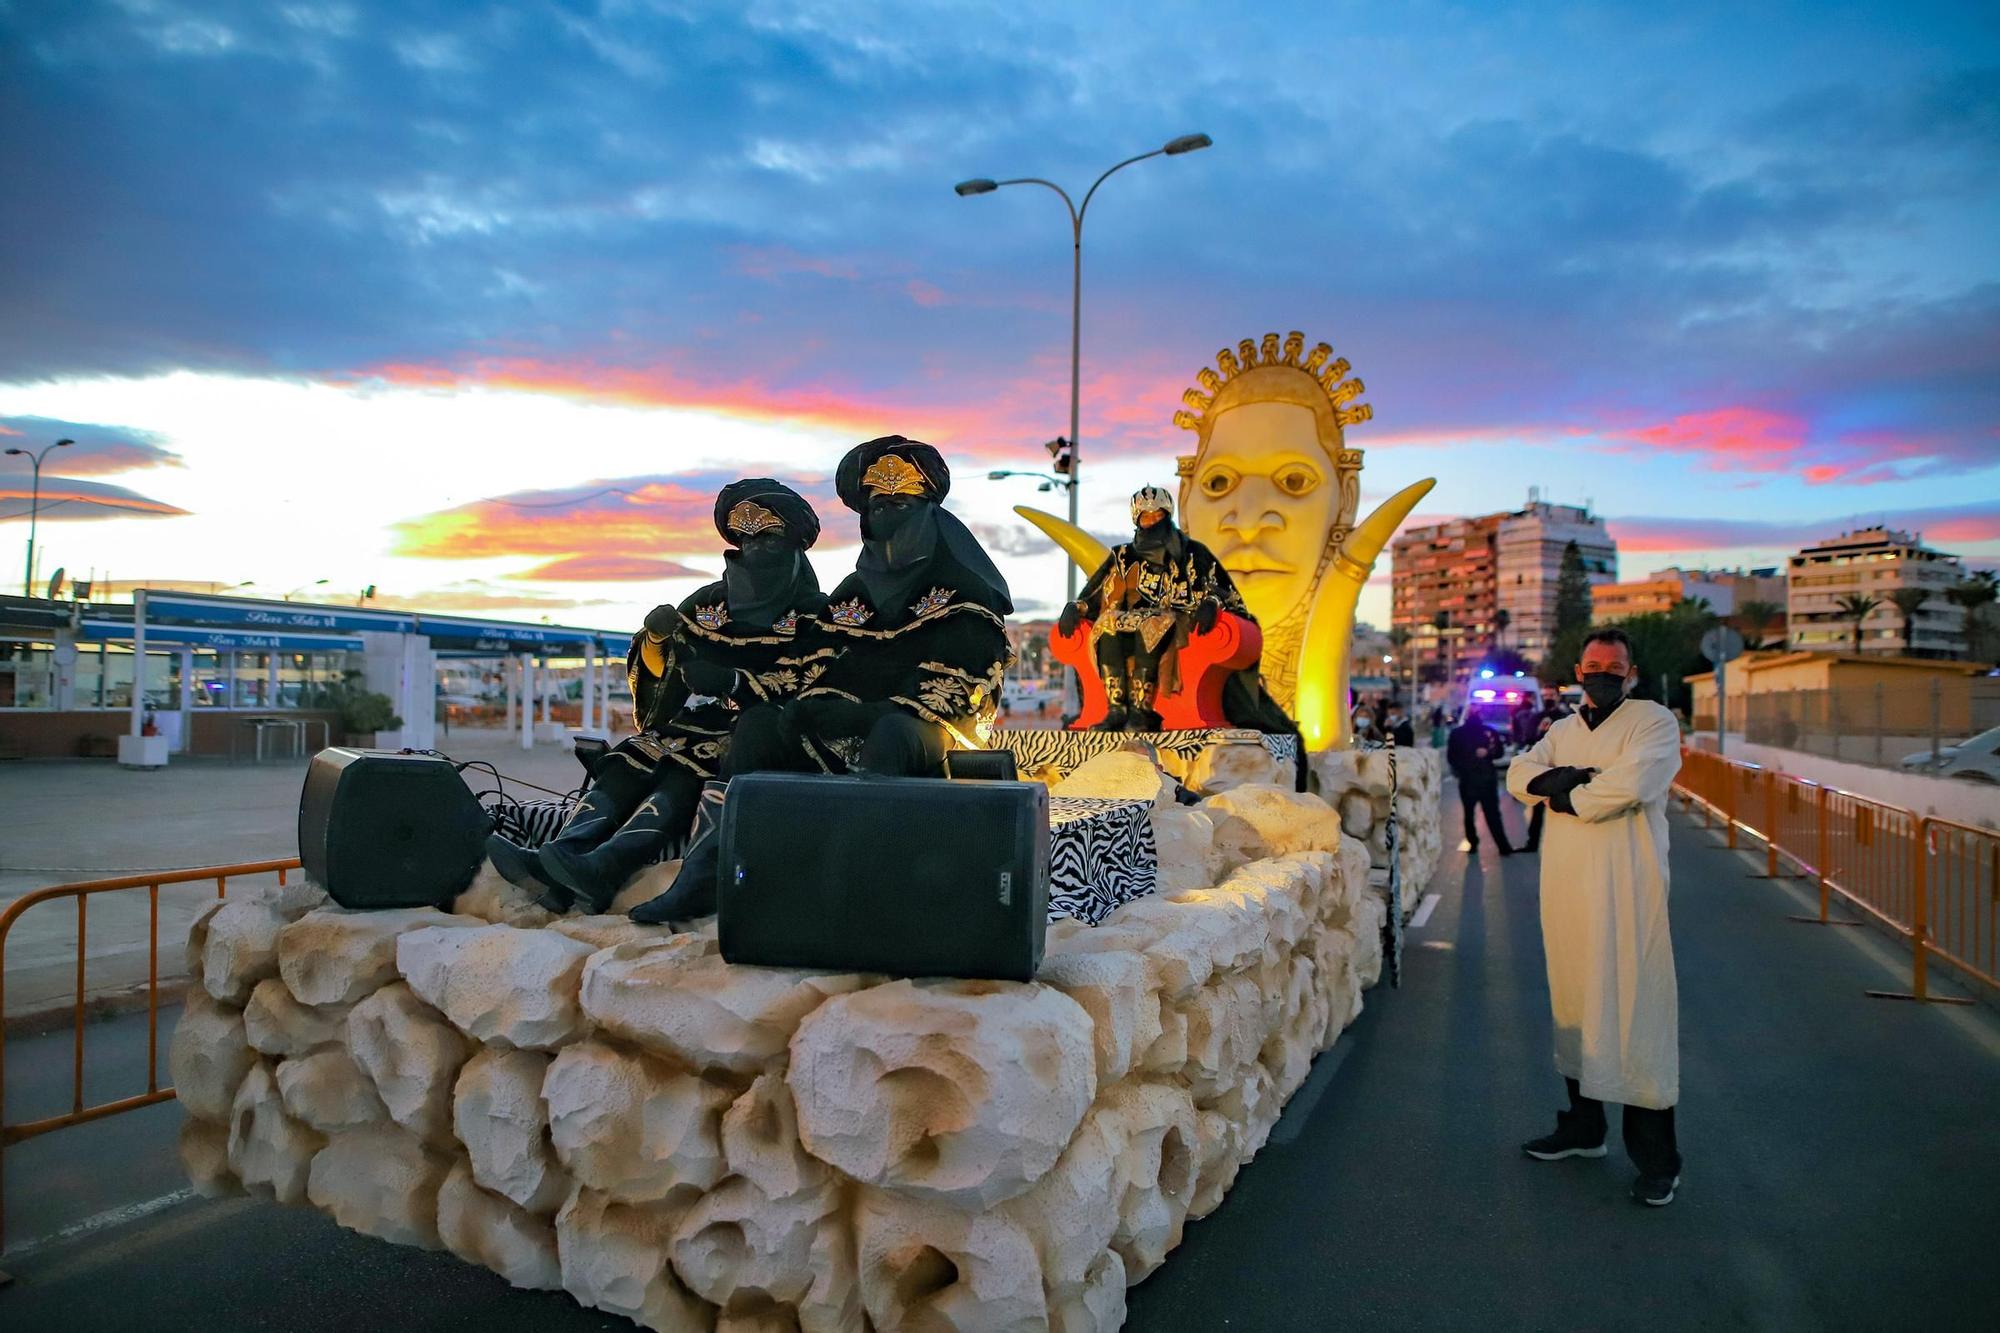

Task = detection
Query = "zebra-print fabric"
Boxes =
[1048,795,1158,925]
[992,728,1301,785]
[488,790,1160,927]
[1355,739,1403,988]
[488,797,574,849]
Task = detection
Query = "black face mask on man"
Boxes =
[1580,672,1628,711]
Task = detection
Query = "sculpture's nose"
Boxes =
[1218,477,1286,542]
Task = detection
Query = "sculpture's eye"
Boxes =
[1274,464,1320,498]
[1199,465,1240,498]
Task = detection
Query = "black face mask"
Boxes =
[1580,672,1627,711]
[866,497,922,543]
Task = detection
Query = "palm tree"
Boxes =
[1736,598,1785,651]
[1834,593,1881,655]
[1947,571,1999,661]
[1887,587,1931,656]
[1492,608,1511,652]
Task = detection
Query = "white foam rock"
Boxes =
[346,981,474,1144]
[278,906,477,1008]
[227,1061,325,1205]
[556,1186,710,1332]
[168,988,256,1122]
[543,1039,732,1204]
[397,924,594,1050]
[437,1159,563,1290]
[855,1189,1049,1332]
[788,980,1097,1209]
[243,977,349,1058]
[581,935,868,1074]
[307,1122,451,1249]
[179,1115,241,1198]
[276,1045,388,1135]
[454,1047,570,1215]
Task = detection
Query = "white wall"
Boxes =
[1698,735,2000,829]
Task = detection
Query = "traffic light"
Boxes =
[1045,436,1074,477]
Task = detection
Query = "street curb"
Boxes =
[4,977,192,1038]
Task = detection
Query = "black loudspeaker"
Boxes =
[943,748,1019,782]
[299,749,491,909]
[716,772,1049,981]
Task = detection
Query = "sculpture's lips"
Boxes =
[1216,547,1296,574]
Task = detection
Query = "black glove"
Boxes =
[1057,601,1084,637]
[643,604,680,640]
[1525,765,1595,798]
[1550,786,1580,816]
[681,659,738,698]
[1193,598,1220,634]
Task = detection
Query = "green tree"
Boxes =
[1887,587,1931,656]
[1735,598,1785,651]
[1610,599,1717,712]
[1946,572,1999,662]
[1541,541,1595,683]
[1834,593,1882,655]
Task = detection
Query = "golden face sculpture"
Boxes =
[1184,399,1344,629]
[1016,329,1436,750]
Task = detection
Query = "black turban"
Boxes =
[834,436,951,513]
[713,478,821,550]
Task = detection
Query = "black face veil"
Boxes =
[713,478,823,628]
[835,436,1012,618]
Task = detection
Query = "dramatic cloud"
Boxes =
[370,583,619,616]
[510,554,711,582]
[0,415,185,475]
[1605,502,2000,553]
[390,470,847,564]
[0,476,189,522]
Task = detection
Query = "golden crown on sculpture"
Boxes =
[1172,331,1374,443]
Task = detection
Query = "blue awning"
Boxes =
[79,620,365,652]
[142,592,418,634]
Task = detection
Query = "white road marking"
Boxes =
[6,1187,196,1259]
[1409,893,1442,929]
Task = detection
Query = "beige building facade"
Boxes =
[1787,528,1966,658]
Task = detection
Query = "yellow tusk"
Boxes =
[1294,478,1437,751]
[1014,506,1112,575]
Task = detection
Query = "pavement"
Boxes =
[0,730,593,1016]
[3,795,1998,1328]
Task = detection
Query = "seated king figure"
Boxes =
[628,437,1012,924]
[1059,484,1253,731]
[487,478,828,912]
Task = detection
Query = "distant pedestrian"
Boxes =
[1507,627,1685,1206]
[1446,711,1515,855]
[1382,703,1415,748]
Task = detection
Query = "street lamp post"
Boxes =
[955,133,1212,602]
[4,437,72,596]
[284,579,330,602]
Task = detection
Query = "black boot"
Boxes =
[1093,669,1129,732]
[538,783,660,914]
[1128,676,1162,733]
[630,782,727,924]
[486,832,567,906]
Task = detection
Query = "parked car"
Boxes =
[1901,726,2000,782]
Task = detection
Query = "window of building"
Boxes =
[0,639,54,708]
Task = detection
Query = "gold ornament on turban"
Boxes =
[725,500,786,538]
[860,453,931,498]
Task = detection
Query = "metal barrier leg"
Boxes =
[1868,820,1974,1005]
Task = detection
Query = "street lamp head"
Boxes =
[953,178,998,196]
[55,438,73,448]
[987,471,1010,481]
[3,448,21,457]
[1162,133,1212,155]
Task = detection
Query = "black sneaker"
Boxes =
[1521,1122,1608,1161]
[1631,1174,1680,1207]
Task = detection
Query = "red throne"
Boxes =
[1048,613,1263,731]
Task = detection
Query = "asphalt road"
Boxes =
[4,800,1998,1330]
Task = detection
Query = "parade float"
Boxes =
[175,332,1443,1331]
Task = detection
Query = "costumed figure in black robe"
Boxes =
[628,436,1012,924]
[487,479,826,912]
[1058,485,1253,731]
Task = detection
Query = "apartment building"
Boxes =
[1391,491,1618,688]
[1787,528,1966,658]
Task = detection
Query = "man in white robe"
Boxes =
[1506,627,1685,1206]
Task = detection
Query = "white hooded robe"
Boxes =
[1507,698,1683,1109]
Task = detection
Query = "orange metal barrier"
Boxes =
[1674,747,1996,1004]
[0,858,302,1257]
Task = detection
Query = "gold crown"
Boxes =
[725,500,785,537]
[1171,331,1373,435]
[861,453,930,498]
